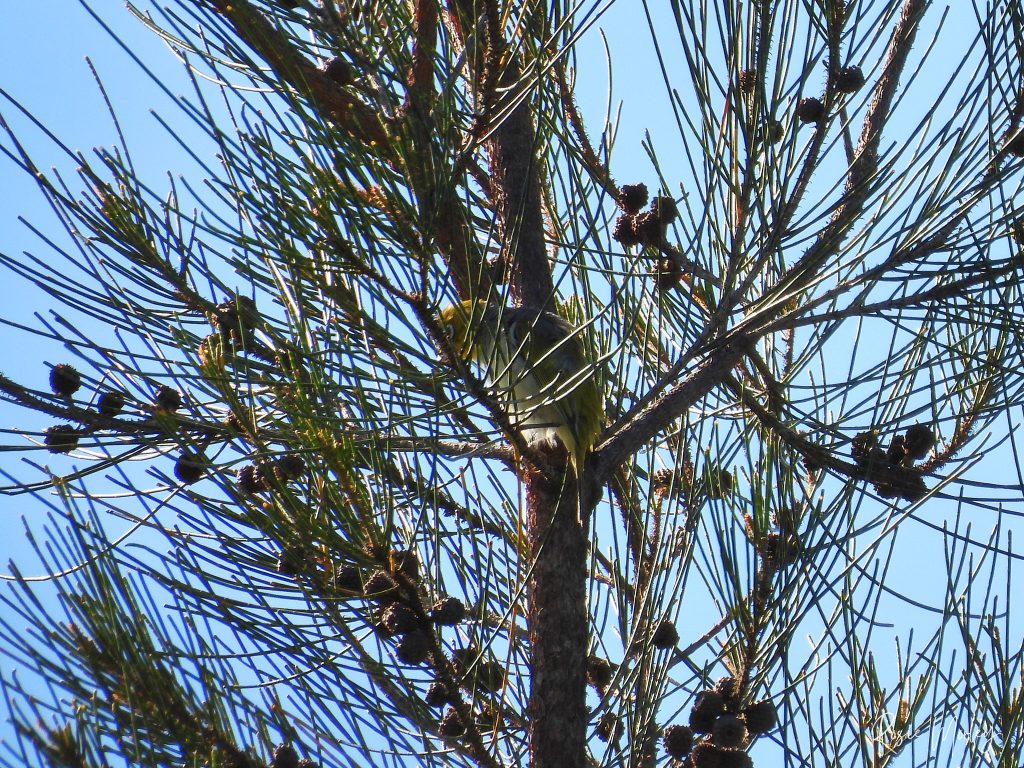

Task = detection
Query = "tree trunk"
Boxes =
[525,465,589,768]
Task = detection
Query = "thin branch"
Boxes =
[593,337,748,482]
[210,0,388,147]
[748,0,930,319]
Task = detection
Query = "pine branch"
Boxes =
[211,0,388,147]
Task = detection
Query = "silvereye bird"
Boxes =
[438,299,603,474]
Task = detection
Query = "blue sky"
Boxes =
[0,4,183,374]
[0,4,185,579]
[0,8,212,751]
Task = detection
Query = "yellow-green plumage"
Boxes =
[438,299,603,472]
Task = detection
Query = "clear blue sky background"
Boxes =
[0,1,1017,762]
[0,5,243,751]
[0,4,183,579]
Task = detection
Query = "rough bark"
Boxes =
[525,465,589,768]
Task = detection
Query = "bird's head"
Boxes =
[436,299,495,361]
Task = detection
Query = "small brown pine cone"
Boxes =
[689,690,725,732]
[274,454,307,481]
[836,65,865,93]
[760,532,802,569]
[711,714,747,749]
[277,545,309,577]
[764,120,785,145]
[655,258,683,291]
[322,56,353,85]
[174,452,206,484]
[742,699,778,735]
[663,724,694,759]
[653,468,677,496]
[865,446,890,470]
[652,619,680,649]
[452,648,503,692]
[689,741,727,768]
[253,459,280,490]
[44,425,79,454]
[617,183,649,214]
[887,433,909,465]
[97,390,125,417]
[395,631,432,665]
[431,596,466,626]
[236,464,265,495]
[363,540,390,563]
[613,214,642,247]
[153,385,182,413]
[391,549,421,580]
[773,505,801,534]
[438,707,466,737]
[706,468,733,499]
[425,681,451,707]
[270,744,299,768]
[903,424,936,461]
[718,749,753,768]
[873,467,928,502]
[49,364,82,397]
[376,607,405,634]
[738,69,757,93]
[595,711,623,743]
[474,660,505,693]
[714,676,742,711]
[381,603,421,635]
[795,97,825,124]
[633,209,666,247]
[363,570,399,602]
[450,646,473,673]
[802,451,824,475]
[851,430,879,466]
[333,564,363,594]
[897,472,928,503]
[651,195,679,224]
[875,481,899,499]
[586,655,613,690]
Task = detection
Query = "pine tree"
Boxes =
[2,2,1024,767]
